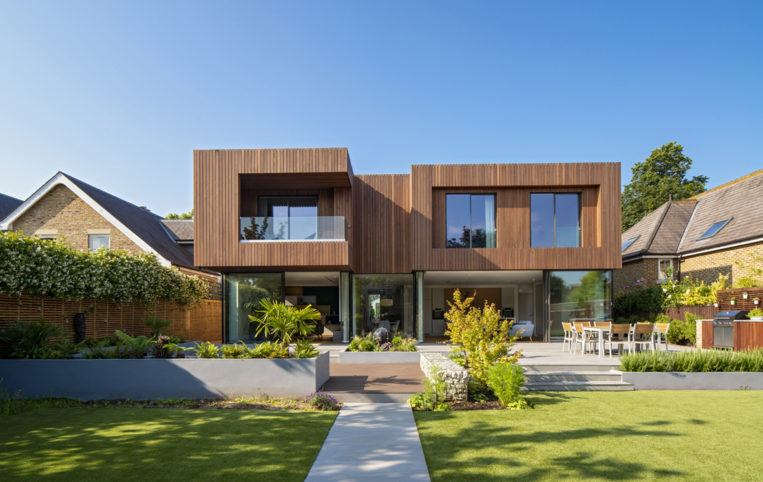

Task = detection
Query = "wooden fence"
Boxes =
[663,305,717,321]
[717,287,763,312]
[0,293,222,343]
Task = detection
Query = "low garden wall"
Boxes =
[338,349,420,364]
[0,352,330,400]
[621,371,763,390]
[420,352,469,402]
[0,293,222,343]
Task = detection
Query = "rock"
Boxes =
[372,327,391,344]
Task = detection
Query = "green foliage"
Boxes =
[153,336,189,358]
[747,308,763,318]
[665,313,697,346]
[733,249,762,288]
[221,341,250,358]
[249,341,289,359]
[486,362,529,409]
[444,289,520,387]
[0,231,208,305]
[409,368,449,411]
[114,330,153,358]
[165,209,194,220]
[621,142,708,231]
[193,341,221,358]
[614,282,664,319]
[294,339,319,358]
[347,333,417,352]
[144,317,172,338]
[358,338,376,352]
[620,348,763,372]
[0,320,66,359]
[306,392,339,410]
[249,299,320,348]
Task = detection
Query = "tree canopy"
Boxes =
[621,142,708,231]
[166,209,194,220]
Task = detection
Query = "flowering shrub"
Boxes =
[0,232,207,305]
[306,392,339,410]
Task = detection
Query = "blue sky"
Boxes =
[1,0,761,215]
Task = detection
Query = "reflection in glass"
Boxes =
[549,270,612,336]
[225,273,282,342]
[446,194,496,248]
[530,193,555,247]
[531,193,580,247]
[446,194,470,248]
[555,194,580,247]
[352,274,414,336]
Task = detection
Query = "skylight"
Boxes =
[622,236,638,251]
[698,219,732,240]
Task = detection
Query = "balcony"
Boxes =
[240,216,345,241]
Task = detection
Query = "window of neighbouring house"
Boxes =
[698,219,731,240]
[38,235,56,241]
[658,259,673,280]
[621,236,638,252]
[88,234,110,251]
[446,194,496,248]
[531,193,580,247]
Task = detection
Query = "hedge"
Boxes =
[0,232,208,305]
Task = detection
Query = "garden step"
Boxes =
[521,363,620,373]
[525,371,624,383]
[523,381,634,391]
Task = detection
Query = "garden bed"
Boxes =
[620,371,763,390]
[0,352,330,400]
[338,349,420,364]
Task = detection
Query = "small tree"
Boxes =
[444,289,520,387]
[249,299,321,348]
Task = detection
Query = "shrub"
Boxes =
[613,283,664,319]
[114,330,153,358]
[348,333,417,352]
[144,317,172,338]
[409,368,449,411]
[358,338,376,352]
[250,341,288,359]
[666,313,697,346]
[0,232,208,305]
[306,392,339,410]
[747,308,763,319]
[248,299,320,348]
[486,362,529,409]
[444,289,519,387]
[194,341,220,358]
[620,348,763,372]
[0,320,66,359]
[294,339,319,358]
[221,341,250,358]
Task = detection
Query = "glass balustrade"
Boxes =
[239,216,345,241]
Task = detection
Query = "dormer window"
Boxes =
[698,218,731,240]
[622,236,638,252]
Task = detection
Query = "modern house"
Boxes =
[0,172,218,286]
[194,148,622,343]
[616,169,763,293]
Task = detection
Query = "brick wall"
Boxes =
[680,242,762,285]
[613,258,660,295]
[12,184,143,254]
[0,293,222,344]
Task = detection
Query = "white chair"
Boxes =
[605,323,631,356]
[562,322,575,352]
[632,323,655,353]
[654,323,670,351]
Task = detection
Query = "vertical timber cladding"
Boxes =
[193,148,353,270]
[410,163,622,271]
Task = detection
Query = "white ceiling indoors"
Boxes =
[423,270,543,286]
[284,271,340,287]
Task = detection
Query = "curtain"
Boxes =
[484,195,496,248]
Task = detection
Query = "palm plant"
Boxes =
[248,299,321,349]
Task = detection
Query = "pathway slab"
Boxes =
[306,403,430,481]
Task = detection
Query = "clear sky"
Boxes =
[1,0,761,216]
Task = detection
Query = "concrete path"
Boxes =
[305,403,430,481]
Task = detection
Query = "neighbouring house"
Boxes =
[194,148,622,342]
[0,172,219,288]
[615,169,763,294]
[0,193,22,222]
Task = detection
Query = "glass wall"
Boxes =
[446,194,496,248]
[548,270,612,337]
[352,274,414,337]
[531,193,580,247]
[224,273,283,342]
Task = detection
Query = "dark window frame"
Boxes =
[530,192,581,248]
[622,235,639,252]
[445,193,497,249]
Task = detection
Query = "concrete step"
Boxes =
[326,392,415,403]
[524,381,634,391]
[521,363,621,373]
[525,371,623,383]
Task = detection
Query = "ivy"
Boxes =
[0,232,208,305]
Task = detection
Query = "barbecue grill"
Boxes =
[713,310,748,349]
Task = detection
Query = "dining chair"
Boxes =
[632,323,655,353]
[562,322,575,352]
[653,322,670,351]
[606,323,631,356]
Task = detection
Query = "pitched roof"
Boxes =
[161,219,194,242]
[622,170,763,259]
[0,172,196,269]
[0,193,22,221]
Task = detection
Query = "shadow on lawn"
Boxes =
[0,408,334,481]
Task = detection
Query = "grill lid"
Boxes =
[714,310,749,321]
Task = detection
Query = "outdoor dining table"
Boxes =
[582,326,610,358]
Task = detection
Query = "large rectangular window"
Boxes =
[446,194,496,248]
[352,274,414,337]
[531,193,580,247]
[548,270,612,337]
[245,196,319,240]
[224,273,283,342]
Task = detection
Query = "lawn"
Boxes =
[415,391,763,481]
[0,407,337,481]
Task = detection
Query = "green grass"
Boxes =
[0,407,337,481]
[415,391,763,481]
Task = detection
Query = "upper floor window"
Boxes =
[531,193,580,247]
[89,234,110,251]
[38,235,56,241]
[256,196,318,240]
[446,194,496,248]
[698,218,731,240]
[658,258,674,280]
